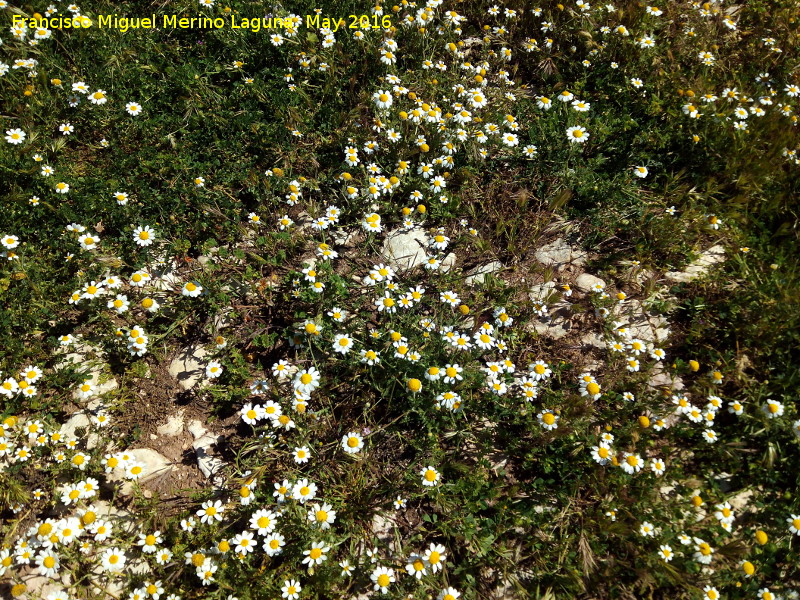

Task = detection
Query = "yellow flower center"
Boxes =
[587,382,600,395]
[309,547,322,559]
[347,437,360,448]
[146,535,157,545]
[543,413,555,425]
[300,374,313,385]
[186,283,197,292]
[139,231,149,240]
[424,469,437,482]
[377,574,391,587]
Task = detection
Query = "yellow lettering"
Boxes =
[306,14,320,28]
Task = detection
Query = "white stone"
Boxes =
[728,488,756,512]
[381,227,430,271]
[56,342,118,403]
[665,245,726,283]
[168,344,209,390]
[575,273,606,294]
[440,252,456,273]
[529,281,556,301]
[647,363,685,392]
[465,261,503,285]
[18,569,72,600]
[156,410,185,437]
[612,299,670,343]
[108,448,174,495]
[580,332,606,351]
[188,420,226,485]
[529,310,572,340]
[534,238,587,270]
[60,412,101,450]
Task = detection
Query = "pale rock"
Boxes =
[188,420,226,485]
[56,342,118,402]
[151,259,183,292]
[93,500,138,535]
[381,227,430,271]
[156,410,185,437]
[465,261,502,285]
[18,569,72,600]
[580,332,606,351]
[530,317,572,340]
[647,363,685,392]
[60,412,101,450]
[612,299,671,343]
[665,245,726,283]
[168,344,209,390]
[108,448,174,496]
[528,281,556,301]
[370,512,399,553]
[534,238,587,270]
[440,252,456,273]
[575,273,606,294]
[728,488,756,512]
[333,229,361,248]
[528,294,573,340]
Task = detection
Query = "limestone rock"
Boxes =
[381,227,430,271]
[612,299,670,343]
[156,410,185,437]
[575,273,606,294]
[579,332,606,351]
[529,280,556,301]
[440,252,456,273]
[665,245,726,283]
[56,342,118,403]
[151,259,183,292]
[108,448,174,496]
[60,412,101,450]
[534,238,587,270]
[647,363,685,392]
[465,261,502,285]
[188,420,226,485]
[168,344,209,390]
